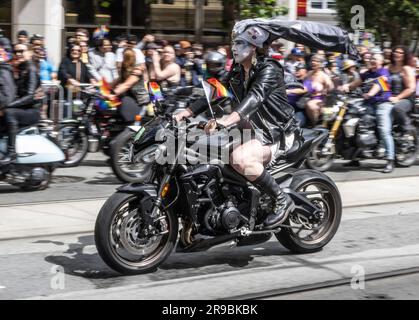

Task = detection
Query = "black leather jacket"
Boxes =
[229,57,296,145]
[8,61,39,109]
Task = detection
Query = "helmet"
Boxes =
[291,48,305,56]
[342,59,357,71]
[233,25,269,48]
[204,51,226,74]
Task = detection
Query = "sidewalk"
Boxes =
[1,176,419,240]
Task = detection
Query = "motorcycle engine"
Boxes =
[6,167,49,187]
[203,200,244,234]
[356,115,378,149]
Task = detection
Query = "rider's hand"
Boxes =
[204,119,218,135]
[174,109,193,123]
[389,96,400,103]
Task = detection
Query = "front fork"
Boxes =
[321,104,347,155]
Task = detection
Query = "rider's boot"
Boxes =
[0,126,17,165]
[253,170,295,229]
[383,160,394,173]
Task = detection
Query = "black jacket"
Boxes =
[8,61,39,109]
[58,57,92,87]
[229,57,296,145]
[0,63,16,109]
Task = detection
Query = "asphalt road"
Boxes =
[0,200,418,300]
[1,152,419,205]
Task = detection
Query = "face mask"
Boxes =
[232,39,253,64]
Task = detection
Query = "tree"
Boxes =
[239,0,288,19]
[334,0,419,46]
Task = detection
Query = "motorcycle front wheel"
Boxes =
[57,124,88,167]
[94,192,178,275]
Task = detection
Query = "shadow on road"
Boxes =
[84,172,121,185]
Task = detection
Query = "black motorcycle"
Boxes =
[306,92,419,171]
[109,85,208,183]
[94,115,342,275]
[57,87,138,167]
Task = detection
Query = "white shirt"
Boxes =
[116,48,145,65]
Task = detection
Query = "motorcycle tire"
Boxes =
[276,170,342,253]
[305,145,335,172]
[110,129,154,183]
[95,192,178,275]
[58,124,88,168]
[395,133,419,168]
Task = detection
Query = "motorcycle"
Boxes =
[95,95,342,274]
[0,125,65,191]
[306,91,419,171]
[109,84,208,183]
[57,86,142,167]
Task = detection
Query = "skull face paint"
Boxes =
[232,38,254,64]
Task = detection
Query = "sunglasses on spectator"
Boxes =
[71,49,81,53]
[14,49,26,54]
[393,50,404,54]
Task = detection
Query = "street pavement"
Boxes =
[0,152,418,299]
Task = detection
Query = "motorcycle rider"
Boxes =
[0,43,40,164]
[203,24,298,229]
[174,50,230,121]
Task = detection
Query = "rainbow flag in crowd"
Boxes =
[93,25,110,39]
[205,78,232,101]
[95,79,121,111]
[148,81,164,102]
[375,76,391,92]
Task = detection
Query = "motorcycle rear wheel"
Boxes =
[276,170,342,253]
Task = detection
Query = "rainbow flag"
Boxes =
[148,81,164,102]
[375,76,391,92]
[95,79,121,111]
[93,25,110,39]
[205,78,232,101]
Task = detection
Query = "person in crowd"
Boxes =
[78,40,90,64]
[383,47,392,67]
[0,43,40,164]
[269,40,286,64]
[0,39,16,125]
[304,54,334,126]
[103,48,149,122]
[75,28,90,44]
[151,45,181,89]
[285,48,306,74]
[324,53,341,85]
[136,34,155,50]
[286,62,310,127]
[359,51,372,75]
[116,34,145,71]
[180,47,201,87]
[144,42,160,82]
[58,44,95,98]
[88,38,118,84]
[350,53,394,172]
[338,59,361,93]
[30,34,44,52]
[389,46,416,138]
[17,30,29,45]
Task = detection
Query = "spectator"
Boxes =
[151,45,181,89]
[17,30,29,45]
[88,38,118,83]
[30,34,44,51]
[305,54,334,126]
[286,62,309,127]
[389,46,416,137]
[144,42,160,82]
[78,40,90,64]
[137,34,155,50]
[75,28,90,43]
[285,48,305,74]
[58,44,95,98]
[360,51,372,75]
[116,34,145,71]
[269,40,286,64]
[338,59,361,93]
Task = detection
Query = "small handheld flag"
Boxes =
[95,79,121,111]
[93,25,110,39]
[204,78,232,101]
[148,81,164,102]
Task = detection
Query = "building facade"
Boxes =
[0,0,338,66]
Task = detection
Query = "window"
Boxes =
[64,0,127,26]
[0,0,11,38]
[309,0,336,10]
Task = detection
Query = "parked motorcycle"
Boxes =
[95,104,342,274]
[306,92,419,171]
[0,125,65,191]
